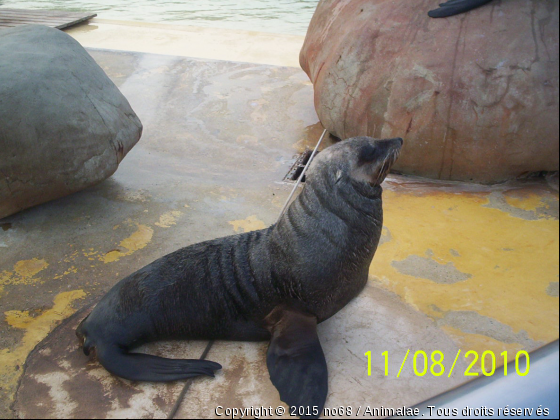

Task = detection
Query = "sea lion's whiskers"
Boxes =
[376,154,392,184]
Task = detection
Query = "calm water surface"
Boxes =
[0,0,319,35]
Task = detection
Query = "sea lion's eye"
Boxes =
[358,144,379,163]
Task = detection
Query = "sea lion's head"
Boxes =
[307,136,403,189]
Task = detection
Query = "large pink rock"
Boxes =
[300,0,559,183]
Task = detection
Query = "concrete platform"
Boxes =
[65,18,305,67]
[0,45,558,418]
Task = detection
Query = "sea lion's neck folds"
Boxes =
[272,176,383,260]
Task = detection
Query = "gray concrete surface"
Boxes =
[0,48,330,418]
[1,48,558,419]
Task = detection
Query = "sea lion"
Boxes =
[428,0,494,18]
[76,136,403,416]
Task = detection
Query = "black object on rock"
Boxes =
[0,25,142,220]
[428,0,494,18]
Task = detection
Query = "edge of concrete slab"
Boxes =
[65,18,306,68]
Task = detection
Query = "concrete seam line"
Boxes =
[167,128,327,418]
[167,340,215,419]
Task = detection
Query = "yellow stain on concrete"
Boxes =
[210,188,239,202]
[229,215,267,233]
[155,211,183,228]
[13,259,49,278]
[121,190,151,203]
[440,325,525,371]
[0,259,49,296]
[53,267,78,280]
[101,224,154,263]
[504,192,552,213]
[371,187,559,355]
[0,290,86,402]
[63,251,80,264]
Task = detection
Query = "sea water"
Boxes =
[0,0,320,35]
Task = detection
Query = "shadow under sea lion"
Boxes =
[76,136,403,418]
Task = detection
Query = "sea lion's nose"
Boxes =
[383,137,404,146]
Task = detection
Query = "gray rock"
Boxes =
[0,25,142,219]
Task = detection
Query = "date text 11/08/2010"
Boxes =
[365,350,530,378]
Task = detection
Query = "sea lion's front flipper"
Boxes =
[428,0,494,18]
[265,307,327,419]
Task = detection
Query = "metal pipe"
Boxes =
[276,129,328,224]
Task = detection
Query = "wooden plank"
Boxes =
[0,9,96,19]
[0,8,93,17]
[0,8,97,30]
[0,16,77,23]
[0,19,82,28]
[0,12,81,19]
[0,18,79,26]
[0,13,84,21]
[56,15,97,30]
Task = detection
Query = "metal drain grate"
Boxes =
[284,149,318,183]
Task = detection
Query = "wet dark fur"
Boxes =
[76,137,402,386]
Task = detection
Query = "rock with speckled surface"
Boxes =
[300,0,559,183]
[0,25,142,219]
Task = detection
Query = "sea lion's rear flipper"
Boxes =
[428,0,494,18]
[265,307,327,419]
[95,343,222,382]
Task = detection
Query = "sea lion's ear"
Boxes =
[265,307,328,419]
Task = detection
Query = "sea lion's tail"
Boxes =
[94,342,222,382]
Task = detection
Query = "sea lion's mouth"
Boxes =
[372,138,403,185]
[375,149,401,183]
